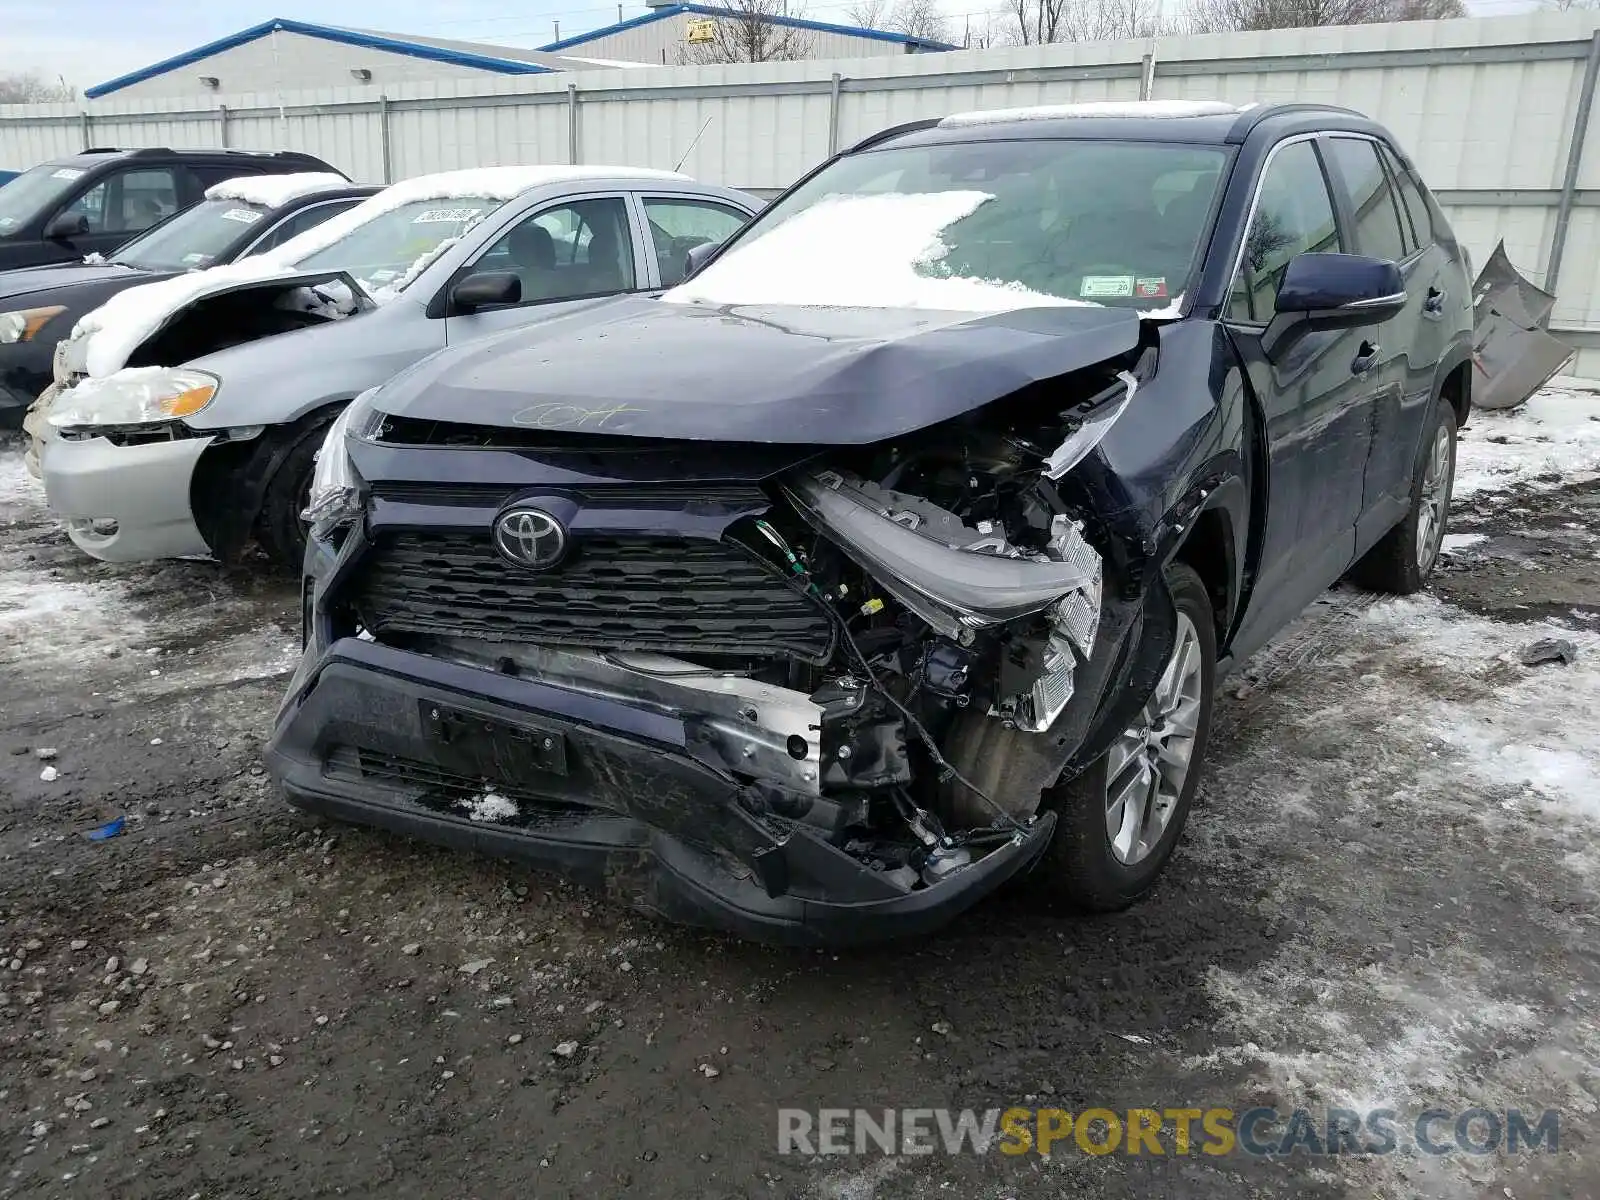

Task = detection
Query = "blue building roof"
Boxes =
[85,18,566,99]
[539,4,957,55]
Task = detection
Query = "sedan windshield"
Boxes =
[290,197,500,294]
[111,198,271,271]
[667,139,1230,312]
[0,163,89,236]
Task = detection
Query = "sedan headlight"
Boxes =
[0,306,67,344]
[303,389,377,532]
[47,367,218,429]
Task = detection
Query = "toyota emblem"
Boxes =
[493,507,567,570]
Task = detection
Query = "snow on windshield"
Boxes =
[204,172,348,209]
[664,191,1099,313]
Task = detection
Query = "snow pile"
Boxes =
[267,164,686,268]
[460,792,519,822]
[665,191,1098,313]
[204,171,349,209]
[939,100,1244,127]
[66,259,299,379]
[1455,383,1600,498]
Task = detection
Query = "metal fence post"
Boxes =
[218,104,230,148]
[828,72,842,155]
[1139,50,1157,101]
[568,83,579,165]
[79,110,91,150]
[1546,27,1600,295]
[379,94,393,184]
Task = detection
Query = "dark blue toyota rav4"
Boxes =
[268,101,1473,944]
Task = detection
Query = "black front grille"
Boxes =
[350,531,833,661]
[324,747,581,820]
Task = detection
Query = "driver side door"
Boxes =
[1224,136,1382,655]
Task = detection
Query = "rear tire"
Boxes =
[1032,562,1217,913]
[1348,394,1457,595]
[255,419,332,571]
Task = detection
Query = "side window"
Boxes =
[245,199,363,256]
[642,197,749,286]
[1380,143,1433,248]
[1324,138,1408,264]
[471,196,635,305]
[62,168,181,235]
[1227,140,1343,325]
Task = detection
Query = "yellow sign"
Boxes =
[685,16,716,42]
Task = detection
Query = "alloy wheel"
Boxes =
[1415,422,1452,572]
[1104,611,1205,866]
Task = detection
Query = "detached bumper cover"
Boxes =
[266,637,1054,945]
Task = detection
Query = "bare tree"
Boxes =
[1180,0,1461,31]
[847,0,951,41]
[0,73,76,104]
[1005,0,1161,43]
[679,0,816,63]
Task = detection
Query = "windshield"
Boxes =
[667,139,1230,312]
[110,197,270,271]
[0,162,90,237]
[290,197,500,294]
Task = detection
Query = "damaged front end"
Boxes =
[268,347,1173,943]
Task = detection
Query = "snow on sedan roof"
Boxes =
[203,172,350,209]
[938,100,1248,128]
[263,163,690,268]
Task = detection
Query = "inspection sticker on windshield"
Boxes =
[413,207,484,224]
[220,208,263,224]
[51,167,85,181]
[1080,275,1135,298]
[1135,276,1168,299]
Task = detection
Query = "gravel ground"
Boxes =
[0,393,1597,1199]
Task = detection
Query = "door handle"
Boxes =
[1423,287,1447,317]
[1351,341,1380,375]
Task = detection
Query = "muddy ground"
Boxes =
[0,412,1597,1199]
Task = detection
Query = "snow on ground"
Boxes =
[204,172,349,208]
[665,191,1100,313]
[1455,384,1600,498]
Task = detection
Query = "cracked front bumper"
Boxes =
[265,637,1055,945]
[40,432,214,562]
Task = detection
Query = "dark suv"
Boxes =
[268,102,1472,944]
[0,148,343,272]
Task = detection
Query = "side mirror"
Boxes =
[43,213,89,242]
[1264,252,1405,360]
[450,270,521,314]
[682,240,721,281]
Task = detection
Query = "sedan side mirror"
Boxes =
[43,212,89,242]
[682,240,721,282]
[450,270,522,315]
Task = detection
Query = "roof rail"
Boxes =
[80,147,123,154]
[844,118,940,155]
[128,146,177,157]
[1226,102,1366,142]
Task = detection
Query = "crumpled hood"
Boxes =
[370,297,1142,445]
[0,262,148,304]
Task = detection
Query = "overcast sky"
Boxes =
[7,0,1543,93]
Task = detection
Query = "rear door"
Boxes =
[1321,135,1430,554]
[441,193,644,344]
[1223,136,1377,648]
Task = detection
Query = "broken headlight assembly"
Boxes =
[303,388,379,534]
[46,367,219,429]
[783,470,1101,648]
[0,306,66,344]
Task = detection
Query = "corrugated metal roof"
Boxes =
[538,4,957,55]
[84,18,622,100]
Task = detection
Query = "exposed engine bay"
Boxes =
[375,357,1152,902]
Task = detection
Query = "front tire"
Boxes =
[1348,394,1457,595]
[255,420,331,571]
[1034,562,1217,913]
